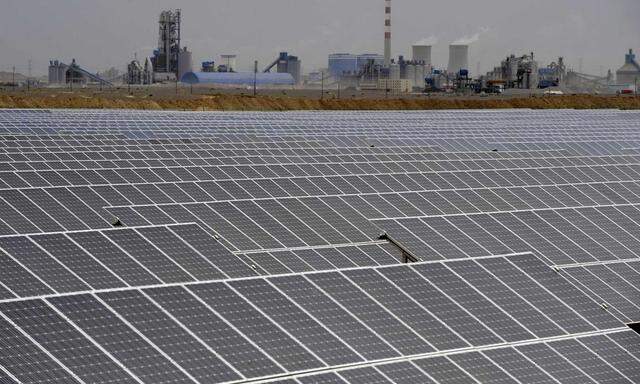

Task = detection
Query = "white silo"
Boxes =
[389,63,401,80]
[406,64,416,88]
[447,44,469,74]
[414,64,426,88]
[178,48,193,80]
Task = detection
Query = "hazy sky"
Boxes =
[1,0,638,77]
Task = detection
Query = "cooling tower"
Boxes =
[447,44,469,74]
[412,45,432,66]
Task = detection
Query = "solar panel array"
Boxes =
[0,108,639,384]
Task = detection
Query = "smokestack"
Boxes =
[412,45,432,67]
[447,44,469,74]
[384,0,391,67]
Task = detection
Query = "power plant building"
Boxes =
[328,54,384,78]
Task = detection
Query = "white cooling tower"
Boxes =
[447,44,469,74]
[412,45,432,66]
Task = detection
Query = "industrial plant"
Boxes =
[48,59,112,87]
[33,2,637,96]
[2,1,640,383]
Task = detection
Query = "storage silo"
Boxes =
[616,49,640,85]
[48,60,68,84]
[277,53,302,84]
[447,44,469,74]
[414,64,426,89]
[406,64,416,88]
[178,48,193,80]
[389,63,401,80]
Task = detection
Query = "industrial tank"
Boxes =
[406,64,416,88]
[277,53,302,84]
[389,64,401,80]
[48,60,67,85]
[178,48,193,80]
[414,64,426,88]
[287,59,302,85]
[616,49,640,85]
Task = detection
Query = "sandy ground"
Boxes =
[0,86,638,111]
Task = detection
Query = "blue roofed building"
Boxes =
[180,71,295,86]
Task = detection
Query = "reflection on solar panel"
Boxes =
[1,108,640,384]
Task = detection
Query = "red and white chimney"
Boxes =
[384,0,391,67]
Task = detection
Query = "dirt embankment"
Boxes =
[1,93,639,111]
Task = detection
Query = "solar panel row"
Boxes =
[0,254,631,384]
[0,109,639,384]
[268,332,640,384]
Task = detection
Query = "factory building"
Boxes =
[376,78,412,93]
[328,54,384,78]
[180,72,295,87]
[538,57,566,88]
[126,58,153,85]
[425,70,449,92]
[329,51,428,92]
[150,9,192,82]
[327,3,431,93]
[264,52,302,85]
[181,52,301,87]
[485,53,539,89]
[616,49,640,85]
[391,56,428,90]
[277,54,301,85]
[48,60,68,85]
[48,59,111,86]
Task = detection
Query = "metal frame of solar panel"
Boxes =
[0,108,639,384]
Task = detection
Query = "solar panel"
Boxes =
[0,109,639,384]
